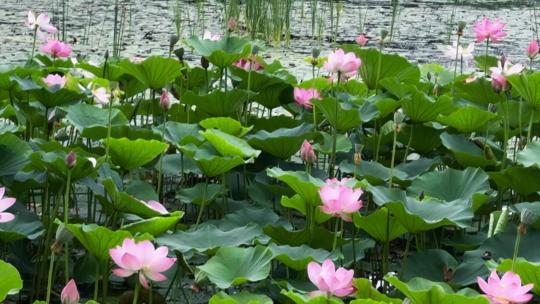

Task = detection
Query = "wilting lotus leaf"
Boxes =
[157,224,261,253]
[409,167,490,203]
[200,117,253,137]
[248,123,314,159]
[197,246,273,289]
[267,167,324,205]
[0,203,43,241]
[102,179,164,218]
[353,278,401,303]
[184,35,252,68]
[401,91,454,123]
[176,183,222,205]
[155,121,202,145]
[340,160,408,185]
[507,73,540,110]
[497,258,540,295]
[438,106,497,133]
[516,141,540,168]
[0,133,32,177]
[107,138,168,170]
[62,103,129,137]
[268,243,336,271]
[182,89,249,118]
[353,208,407,242]
[341,45,420,90]
[281,290,343,304]
[0,260,22,302]
[385,275,489,304]
[202,129,260,158]
[120,56,181,89]
[440,132,499,168]
[313,132,352,155]
[63,222,132,261]
[456,76,505,105]
[121,211,183,237]
[209,291,273,304]
[180,143,245,177]
[312,98,362,132]
[489,166,540,195]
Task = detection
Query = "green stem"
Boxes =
[512,229,522,271]
[484,39,490,77]
[149,282,153,304]
[105,99,113,162]
[194,180,208,227]
[132,276,141,304]
[329,72,341,177]
[389,124,398,188]
[157,110,167,199]
[93,262,100,301]
[528,109,535,144]
[29,27,38,63]
[63,169,72,283]
[331,218,342,252]
[502,97,510,168]
[452,34,461,98]
[45,251,55,304]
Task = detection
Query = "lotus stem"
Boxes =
[45,251,55,304]
[132,276,141,304]
[389,124,398,188]
[157,110,167,199]
[93,262,100,300]
[194,180,208,227]
[105,98,113,162]
[512,227,522,271]
[29,27,38,63]
[63,169,72,283]
[527,109,535,144]
[452,34,461,98]
[484,39,490,77]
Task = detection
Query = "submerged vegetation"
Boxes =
[2,1,540,304]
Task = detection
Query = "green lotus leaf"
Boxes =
[0,133,32,178]
[200,117,253,137]
[353,278,401,303]
[507,73,540,110]
[184,35,252,68]
[182,89,249,118]
[179,143,245,177]
[249,115,301,132]
[440,132,499,168]
[248,123,314,159]
[176,183,223,205]
[209,291,273,304]
[62,103,129,138]
[121,211,184,237]
[312,98,362,132]
[206,205,290,231]
[489,166,540,195]
[313,132,352,155]
[157,224,261,253]
[438,106,497,133]
[517,141,540,168]
[0,260,23,302]
[353,207,407,242]
[102,179,164,218]
[402,249,459,282]
[497,258,540,295]
[281,290,343,304]
[28,150,101,181]
[266,167,324,205]
[202,129,260,158]
[456,76,505,105]
[268,243,336,271]
[197,246,273,289]
[263,226,335,250]
[155,121,202,145]
[120,56,181,89]
[474,55,498,73]
[107,138,168,170]
[0,203,43,242]
[401,91,454,123]
[340,160,408,185]
[280,194,331,223]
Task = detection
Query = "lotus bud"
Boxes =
[227,17,237,31]
[312,48,321,59]
[65,151,77,168]
[160,89,171,111]
[528,40,539,59]
[169,35,179,50]
[61,279,80,304]
[354,144,363,166]
[174,48,184,61]
[457,21,466,36]
[201,56,210,69]
[300,140,316,164]
[500,54,507,68]
[380,30,389,44]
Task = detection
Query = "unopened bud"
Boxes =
[380,30,389,44]
[457,21,466,36]
[201,56,210,69]
[104,50,109,61]
[227,17,237,31]
[160,89,171,111]
[312,48,321,59]
[169,35,179,49]
[65,151,77,168]
[174,48,184,61]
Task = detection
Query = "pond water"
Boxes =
[1,0,538,78]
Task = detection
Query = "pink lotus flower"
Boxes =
[41,40,72,58]
[319,178,363,221]
[356,34,368,46]
[473,17,506,43]
[26,11,57,41]
[203,31,221,41]
[477,270,533,304]
[234,59,263,71]
[110,239,176,289]
[307,259,355,298]
[528,40,539,59]
[490,58,524,91]
[43,74,66,88]
[0,187,16,223]
[323,49,361,79]
[160,89,171,111]
[144,200,169,215]
[61,279,80,304]
[92,86,110,105]
[294,87,321,109]
[300,140,316,164]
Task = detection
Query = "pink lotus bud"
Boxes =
[528,40,539,59]
[300,140,316,164]
[65,151,77,168]
[355,34,368,46]
[160,89,171,111]
[227,17,237,31]
[61,279,80,304]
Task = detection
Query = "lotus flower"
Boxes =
[294,87,321,109]
[61,279,80,304]
[477,270,533,304]
[160,89,171,111]
[319,178,363,221]
[490,58,524,91]
[43,74,66,88]
[356,34,368,46]
[473,17,506,43]
[0,187,16,223]
[144,200,169,215]
[92,86,111,105]
[528,40,539,59]
[300,140,316,164]
[26,11,57,41]
[441,41,475,61]
[203,30,221,41]
[41,40,72,58]
[234,59,263,71]
[323,49,361,79]
[110,239,176,289]
[307,259,355,298]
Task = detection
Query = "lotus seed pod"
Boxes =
[312,48,321,59]
[520,208,537,226]
[169,35,179,49]
[174,48,184,61]
[201,56,210,69]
